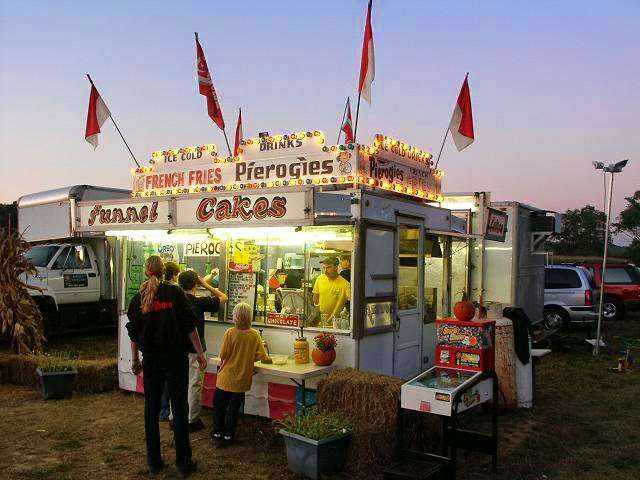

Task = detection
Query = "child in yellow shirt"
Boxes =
[212,302,267,446]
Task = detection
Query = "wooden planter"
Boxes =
[36,367,78,400]
[279,429,351,480]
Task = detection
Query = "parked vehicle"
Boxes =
[579,263,640,321]
[18,185,129,334]
[543,265,598,330]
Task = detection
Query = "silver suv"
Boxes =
[544,265,598,330]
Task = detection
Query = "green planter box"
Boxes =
[36,367,78,400]
[279,429,351,480]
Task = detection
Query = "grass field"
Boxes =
[1,315,639,479]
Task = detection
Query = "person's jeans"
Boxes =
[213,388,244,439]
[142,352,191,470]
[187,353,203,423]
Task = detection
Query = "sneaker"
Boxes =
[210,431,223,446]
[189,418,205,432]
[223,435,234,446]
[177,460,197,478]
[159,413,170,422]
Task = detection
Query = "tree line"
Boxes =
[549,190,640,264]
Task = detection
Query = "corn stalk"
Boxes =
[0,230,45,354]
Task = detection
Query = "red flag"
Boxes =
[195,33,225,130]
[341,98,354,144]
[358,0,375,105]
[85,83,111,149]
[233,108,243,156]
[448,74,474,151]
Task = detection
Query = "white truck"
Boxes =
[18,185,130,334]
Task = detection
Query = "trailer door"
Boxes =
[394,217,424,379]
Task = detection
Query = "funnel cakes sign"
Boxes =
[175,191,312,227]
[76,199,172,231]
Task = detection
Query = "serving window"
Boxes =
[423,234,470,323]
[122,226,354,331]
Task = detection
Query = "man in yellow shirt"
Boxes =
[312,256,350,321]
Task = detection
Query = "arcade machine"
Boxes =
[387,319,498,479]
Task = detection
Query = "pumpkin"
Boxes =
[453,300,475,321]
[311,348,336,366]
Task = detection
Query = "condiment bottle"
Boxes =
[294,328,309,364]
[259,329,270,356]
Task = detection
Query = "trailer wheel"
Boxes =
[543,307,568,331]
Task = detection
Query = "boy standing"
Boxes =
[213,302,268,446]
[159,261,182,421]
[178,270,228,431]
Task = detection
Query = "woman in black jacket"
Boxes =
[126,255,206,478]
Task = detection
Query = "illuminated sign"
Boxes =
[373,134,432,165]
[175,191,312,228]
[238,130,326,161]
[358,135,443,201]
[132,130,357,197]
[130,131,444,202]
[76,200,172,231]
[151,144,218,165]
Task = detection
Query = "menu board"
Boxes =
[226,271,258,321]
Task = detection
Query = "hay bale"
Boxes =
[316,368,442,479]
[316,369,404,478]
[0,353,117,393]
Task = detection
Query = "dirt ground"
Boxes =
[1,315,639,480]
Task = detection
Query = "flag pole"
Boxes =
[86,74,140,168]
[353,93,362,143]
[222,129,233,157]
[336,97,349,145]
[433,128,449,171]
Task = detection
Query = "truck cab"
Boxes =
[25,243,101,305]
[18,185,130,334]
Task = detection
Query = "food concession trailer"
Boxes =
[73,130,549,418]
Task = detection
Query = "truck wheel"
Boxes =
[602,297,624,321]
[34,297,60,338]
[543,307,568,331]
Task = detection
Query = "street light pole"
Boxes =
[592,159,629,355]
[593,172,614,355]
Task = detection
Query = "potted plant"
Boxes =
[36,352,78,400]
[278,409,352,480]
[311,332,337,366]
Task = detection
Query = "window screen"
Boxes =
[53,246,91,269]
[545,268,581,289]
[604,268,634,284]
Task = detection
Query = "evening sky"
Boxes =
[0,1,637,238]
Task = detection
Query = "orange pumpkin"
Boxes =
[312,348,336,366]
[453,300,475,321]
